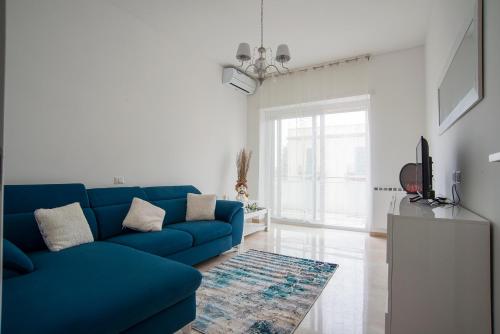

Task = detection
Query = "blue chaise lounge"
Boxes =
[2,183,244,334]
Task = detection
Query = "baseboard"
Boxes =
[369,231,387,239]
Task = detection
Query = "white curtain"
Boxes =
[258,58,369,107]
[256,59,372,230]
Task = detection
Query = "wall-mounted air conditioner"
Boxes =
[222,67,257,95]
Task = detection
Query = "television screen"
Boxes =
[415,136,433,199]
[416,141,423,194]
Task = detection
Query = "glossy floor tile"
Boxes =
[195,223,388,334]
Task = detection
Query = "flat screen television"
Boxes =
[416,136,434,200]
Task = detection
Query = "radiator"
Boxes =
[371,186,405,232]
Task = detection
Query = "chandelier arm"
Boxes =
[280,62,290,72]
[264,64,288,75]
[245,63,257,73]
[263,64,281,75]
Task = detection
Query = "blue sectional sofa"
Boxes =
[2,183,244,334]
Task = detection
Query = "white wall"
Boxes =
[247,47,426,232]
[367,47,425,189]
[368,47,426,231]
[425,0,500,330]
[4,0,247,196]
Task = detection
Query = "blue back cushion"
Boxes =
[88,187,148,239]
[143,185,201,201]
[153,199,188,225]
[4,184,98,252]
[143,186,201,225]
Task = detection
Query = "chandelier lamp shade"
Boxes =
[235,0,291,85]
[236,43,252,62]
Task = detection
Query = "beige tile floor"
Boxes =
[193,223,388,334]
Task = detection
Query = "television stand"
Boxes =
[386,193,490,334]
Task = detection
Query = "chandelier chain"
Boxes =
[260,0,264,47]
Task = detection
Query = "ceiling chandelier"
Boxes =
[235,0,291,85]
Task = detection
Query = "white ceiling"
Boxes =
[109,0,433,69]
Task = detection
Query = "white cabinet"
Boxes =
[386,194,491,334]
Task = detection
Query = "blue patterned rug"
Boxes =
[193,249,338,334]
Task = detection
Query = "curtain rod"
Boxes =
[267,53,371,78]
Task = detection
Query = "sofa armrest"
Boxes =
[215,200,243,222]
[215,200,244,247]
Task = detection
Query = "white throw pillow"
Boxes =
[186,193,217,221]
[34,202,94,252]
[123,197,165,232]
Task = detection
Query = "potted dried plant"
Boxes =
[235,148,252,203]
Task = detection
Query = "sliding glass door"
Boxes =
[276,116,315,221]
[265,96,369,230]
[322,111,368,229]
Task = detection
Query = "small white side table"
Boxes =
[236,207,270,254]
[243,208,270,236]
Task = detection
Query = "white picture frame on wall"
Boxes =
[438,0,483,135]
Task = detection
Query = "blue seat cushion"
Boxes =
[107,228,193,257]
[3,239,34,274]
[1,242,202,334]
[3,269,21,279]
[167,221,232,246]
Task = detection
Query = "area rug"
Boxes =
[193,249,338,334]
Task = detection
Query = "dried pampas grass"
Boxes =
[236,148,252,184]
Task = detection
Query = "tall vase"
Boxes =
[235,181,249,203]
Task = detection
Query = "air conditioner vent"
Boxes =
[222,67,257,95]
